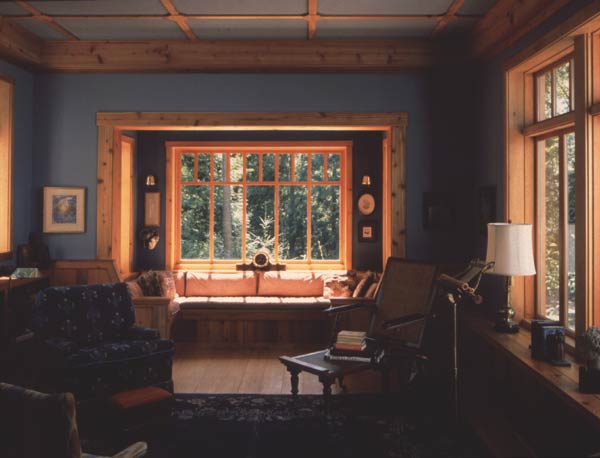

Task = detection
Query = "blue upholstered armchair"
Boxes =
[31,283,174,402]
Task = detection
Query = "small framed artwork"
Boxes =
[43,186,86,233]
[144,192,160,226]
[423,191,455,231]
[358,221,377,242]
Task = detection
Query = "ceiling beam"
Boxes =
[16,1,79,40]
[471,0,572,58]
[41,39,436,73]
[431,0,465,37]
[0,17,42,67]
[159,0,198,41]
[307,0,318,39]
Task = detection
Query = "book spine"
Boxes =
[326,355,373,363]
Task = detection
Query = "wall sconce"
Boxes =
[145,174,156,187]
[361,175,371,186]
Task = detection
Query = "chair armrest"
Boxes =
[325,298,376,315]
[102,442,147,458]
[382,313,426,330]
[126,326,160,341]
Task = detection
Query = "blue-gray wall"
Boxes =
[31,73,439,262]
[0,59,34,262]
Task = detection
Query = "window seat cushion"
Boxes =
[174,296,330,310]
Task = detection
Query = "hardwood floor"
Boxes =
[172,343,384,395]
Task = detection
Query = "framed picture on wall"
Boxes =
[358,220,377,242]
[43,186,86,233]
[144,192,160,226]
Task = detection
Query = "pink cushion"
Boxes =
[174,271,186,296]
[185,272,257,297]
[258,272,324,297]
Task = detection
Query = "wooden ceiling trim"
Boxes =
[41,39,435,72]
[16,1,79,41]
[0,17,42,67]
[307,0,318,40]
[159,0,198,41]
[96,112,408,129]
[471,0,572,58]
[431,0,465,37]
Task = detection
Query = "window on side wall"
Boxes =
[0,76,14,261]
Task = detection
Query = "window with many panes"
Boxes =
[536,56,574,122]
[167,142,351,269]
[536,130,576,330]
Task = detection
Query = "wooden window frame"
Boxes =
[505,12,600,340]
[165,141,352,271]
[0,75,14,261]
[96,112,408,274]
[534,128,576,330]
[534,54,575,122]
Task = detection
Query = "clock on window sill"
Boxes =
[358,193,376,216]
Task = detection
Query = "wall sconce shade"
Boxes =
[361,175,371,186]
[145,174,156,187]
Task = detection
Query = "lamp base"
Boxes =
[494,319,520,333]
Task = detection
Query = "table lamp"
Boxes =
[485,223,536,333]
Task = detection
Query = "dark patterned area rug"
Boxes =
[81,392,486,458]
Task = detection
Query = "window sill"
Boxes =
[463,313,600,425]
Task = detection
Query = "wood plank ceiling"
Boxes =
[0,0,574,72]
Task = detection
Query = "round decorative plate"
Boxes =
[358,193,376,216]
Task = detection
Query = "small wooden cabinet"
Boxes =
[132,297,173,339]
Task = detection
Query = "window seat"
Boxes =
[461,311,600,457]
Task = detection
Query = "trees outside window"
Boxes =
[168,142,351,269]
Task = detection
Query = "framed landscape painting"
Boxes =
[43,186,86,233]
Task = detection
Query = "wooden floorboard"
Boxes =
[172,343,383,395]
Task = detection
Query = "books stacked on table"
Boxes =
[325,330,384,363]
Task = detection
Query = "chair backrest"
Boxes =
[31,282,135,346]
[368,258,438,348]
[0,383,82,458]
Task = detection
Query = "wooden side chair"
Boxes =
[280,257,439,397]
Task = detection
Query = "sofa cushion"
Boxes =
[63,339,175,367]
[174,271,186,296]
[185,272,257,297]
[174,296,329,310]
[258,272,324,297]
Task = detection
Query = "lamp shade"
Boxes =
[485,223,536,276]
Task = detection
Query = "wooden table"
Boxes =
[279,350,377,398]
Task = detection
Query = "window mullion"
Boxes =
[242,153,247,263]
[559,134,569,326]
[274,153,280,262]
[209,153,215,262]
[307,153,312,262]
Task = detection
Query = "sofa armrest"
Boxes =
[126,326,160,341]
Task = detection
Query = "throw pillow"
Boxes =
[351,271,375,298]
[136,270,163,296]
[126,280,143,298]
[158,271,177,298]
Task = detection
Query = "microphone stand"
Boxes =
[437,260,494,419]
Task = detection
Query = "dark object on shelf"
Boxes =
[531,319,571,366]
[579,366,600,393]
[422,191,455,231]
[16,232,51,269]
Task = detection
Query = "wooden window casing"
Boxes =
[505,12,600,341]
[166,141,353,271]
[0,76,14,261]
[534,55,575,122]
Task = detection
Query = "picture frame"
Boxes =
[43,186,86,233]
[144,192,160,226]
[358,220,377,242]
[422,191,455,231]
